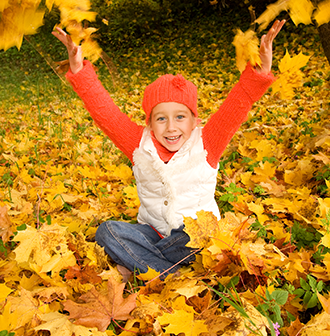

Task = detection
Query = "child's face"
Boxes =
[150,102,198,152]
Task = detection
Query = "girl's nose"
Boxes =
[166,118,176,131]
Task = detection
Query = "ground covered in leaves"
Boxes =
[1,10,330,336]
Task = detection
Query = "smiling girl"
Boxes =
[53,20,285,277]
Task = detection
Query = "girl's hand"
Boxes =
[256,19,286,74]
[52,27,84,74]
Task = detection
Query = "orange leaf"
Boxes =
[63,276,137,331]
[65,265,102,284]
[286,317,304,336]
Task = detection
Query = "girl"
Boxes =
[53,19,285,277]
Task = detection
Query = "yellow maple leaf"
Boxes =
[0,302,18,332]
[314,0,330,26]
[299,311,330,335]
[0,5,45,51]
[0,283,13,302]
[172,296,195,313]
[137,266,160,281]
[0,0,10,12]
[321,253,330,277]
[37,250,76,274]
[317,293,330,314]
[13,223,69,267]
[247,201,269,225]
[272,50,310,100]
[289,0,314,25]
[285,251,311,282]
[279,50,310,74]
[232,29,261,73]
[184,210,219,249]
[157,309,208,336]
[7,288,40,329]
[321,233,330,249]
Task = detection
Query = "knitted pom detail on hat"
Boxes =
[172,75,186,90]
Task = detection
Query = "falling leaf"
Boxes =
[232,29,261,72]
[314,0,330,26]
[289,0,314,25]
[255,0,290,31]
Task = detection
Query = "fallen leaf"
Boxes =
[0,205,13,243]
[63,276,137,331]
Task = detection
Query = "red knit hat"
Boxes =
[142,74,198,124]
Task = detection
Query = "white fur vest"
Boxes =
[132,127,220,237]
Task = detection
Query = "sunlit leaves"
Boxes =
[254,0,330,31]
[0,4,45,51]
[0,0,100,62]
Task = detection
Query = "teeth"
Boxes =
[166,136,180,140]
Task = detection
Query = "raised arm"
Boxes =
[203,20,285,168]
[52,28,143,162]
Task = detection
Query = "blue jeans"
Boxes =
[95,221,196,277]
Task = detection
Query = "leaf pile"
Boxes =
[1,14,330,336]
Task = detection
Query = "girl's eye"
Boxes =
[177,115,185,120]
[157,117,165,121]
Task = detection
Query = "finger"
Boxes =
[265,19,285,45]
[55,26,66,35]
[271,19,286,39]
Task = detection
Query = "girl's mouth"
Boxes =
[165,135,181,144]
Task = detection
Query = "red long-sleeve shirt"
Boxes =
[66,61,275,168]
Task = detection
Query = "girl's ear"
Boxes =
[193,117,201,129]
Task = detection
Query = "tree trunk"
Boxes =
[317,22,330,65]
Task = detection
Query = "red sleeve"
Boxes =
[203,63,276,168]
[66,61,144,163]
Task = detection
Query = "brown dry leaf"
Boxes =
[0,205,14,243]
[199,307,233,336]
[286,317,304,336]
[220,298,268,336]
[65,265,102,284]
[187,290,212,313]
[63,276,137,331]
